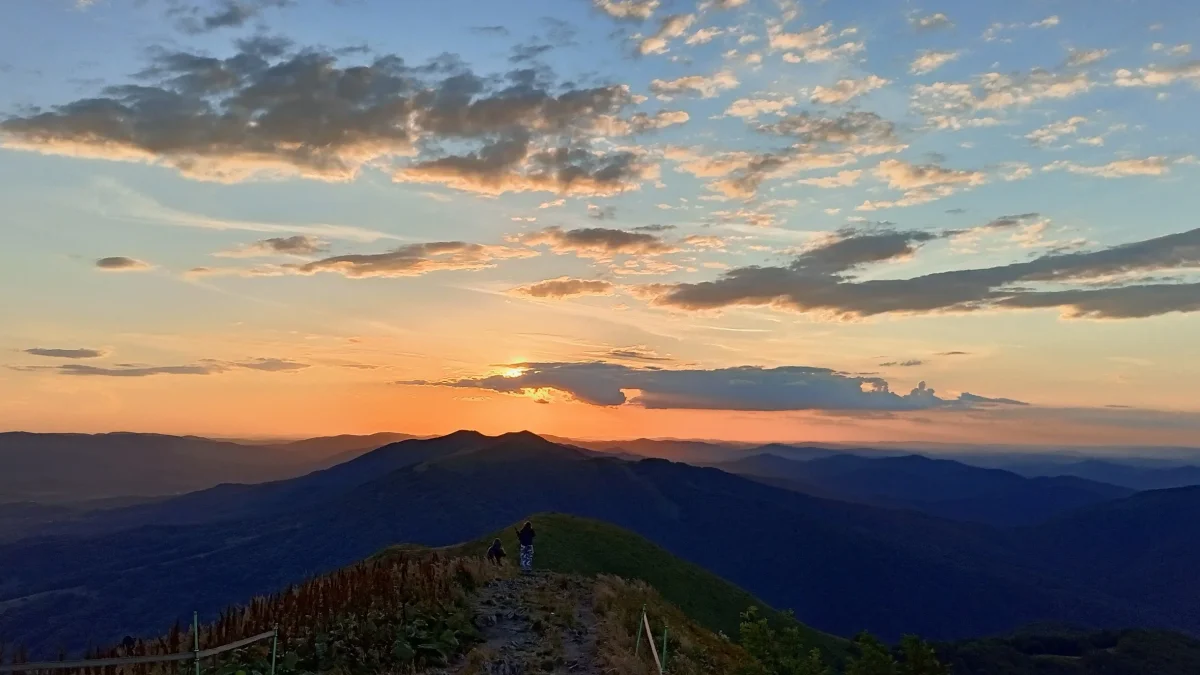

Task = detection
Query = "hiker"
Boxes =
[486,537,506,565]
[514,521,536,574]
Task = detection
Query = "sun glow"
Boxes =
[501,367,526,378]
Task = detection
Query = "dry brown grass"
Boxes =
[592,575,752,675]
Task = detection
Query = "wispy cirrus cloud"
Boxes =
[910,12,952,31]
[1043,156,1183,178]
[14,357,309,377]
[193,241,536,279]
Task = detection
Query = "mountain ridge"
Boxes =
[2,431,1199,656]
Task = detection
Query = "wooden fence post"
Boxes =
[635,604,645,657]
[191,613,199,675]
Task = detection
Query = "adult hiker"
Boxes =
[514,520,536,574]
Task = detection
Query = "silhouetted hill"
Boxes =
[0,432,1189,655]
[0,431,409,506]
[31,429,497,535]
[1022,486,1200,622]
[938,627,1200,675]
[1013,458,1200,490]
[720,453,1133,525]
[556,437,748,463]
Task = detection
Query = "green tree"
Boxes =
[738,607,831,675]
[846,632,897,675]
[899,635,949,675]
[797,648,831,675]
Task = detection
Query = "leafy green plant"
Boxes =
[738,606,833,675]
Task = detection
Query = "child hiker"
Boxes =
[486,538,506,565]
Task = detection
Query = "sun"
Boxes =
[501,367,526,378]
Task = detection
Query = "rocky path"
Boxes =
[450,571,602,675]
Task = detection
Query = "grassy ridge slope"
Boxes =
[378,512,847,657]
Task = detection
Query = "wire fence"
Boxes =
[0,614,278,675]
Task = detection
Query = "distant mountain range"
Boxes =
[5,430,1200,656]
[0,431,415,504]
[717,452,1135,526]
[1007,458,1200,491]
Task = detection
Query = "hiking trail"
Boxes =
[447,571,603,675]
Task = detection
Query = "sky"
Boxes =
[1,0,1199,446]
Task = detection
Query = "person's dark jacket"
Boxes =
[516,526,536,547]
[486,540,506,563]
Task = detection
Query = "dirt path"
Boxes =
[450,571,602,675]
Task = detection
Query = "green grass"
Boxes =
[384,512,847,658]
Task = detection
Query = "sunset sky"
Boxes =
[2,0,1198,445]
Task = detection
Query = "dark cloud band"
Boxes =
[401,361,1023,412]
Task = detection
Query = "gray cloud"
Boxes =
[236,357,309,371]
[396,135,656,196]
[23,348,106,359]
[588,204,617,220]
[665,145,859,199]
[51,363,224,377]
[633,224,675,232]
[194,240,535,279]
[170,0,293,34]
[401,361,1019,411]
[511,277,615,298]
[993,283,1200,319]
[522,225,677,258]
[945,212,1043,239]
[958,392,1029,406]
[510,43,555,63]
[880,359,924,367]
[95,256,151,271]
[648,227,1200,319]
[471,25,510,35]
[217,235,328,257]
[937,350,970,356]
[757,111,902,152]
[601,346,672,361]
[294,241,536,278]
[980,212,1040,230]
[1,40,645,188]
[793,227,939,276]
[18,356,310,377]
